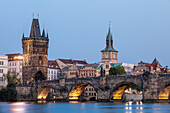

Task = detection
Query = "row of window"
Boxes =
[9,62,22,67]
[81,71,96,77]
[85,88,94,91]
[8,68,21,72]
[0,69,3,73]
[0,61,4,65]
[85,92,96,96]
[48,75,57,80]
[48,70,57,74]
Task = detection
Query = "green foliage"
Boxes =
[0,71,20,102]
[3,71,21,87]
[109,65,126,75]
[0,87,17,102]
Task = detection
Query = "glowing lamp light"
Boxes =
[14,56,23,60]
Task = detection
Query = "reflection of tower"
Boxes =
[22,18,49,84]
[101,24,118,63]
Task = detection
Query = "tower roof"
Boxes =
[101,25,118,52]
[30,18,41,37]
[152,58,160,65]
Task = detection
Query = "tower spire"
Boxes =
[30,18,41,37]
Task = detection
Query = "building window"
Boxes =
[94,93,96,96]
[106,65,109,69]
[0,77,3,81]
[0,69,3,73]
[0,61,4,65]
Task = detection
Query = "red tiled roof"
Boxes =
[58,59,87,65]
[48,60,59,69]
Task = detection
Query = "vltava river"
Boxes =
[0,101,170,113]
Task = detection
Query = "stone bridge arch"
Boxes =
[158,82,170,100]
[66,78,100,100]
[109,81,142,100]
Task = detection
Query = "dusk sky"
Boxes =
[0,0,170,67]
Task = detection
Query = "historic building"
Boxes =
[79,63,101,78]
[101,25,118,63]
[133,58,164,75]
[0,55,8,90]
[83,85,97,101]
[48,60,59,80]
[6,53,23,82]
[22,18,49,84]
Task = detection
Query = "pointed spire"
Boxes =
[22,32,24,38]
[107,21,112,41]
[30,18,41,37]
[42,29,45,37]
[47,31,48,39]
[101,22,117,52]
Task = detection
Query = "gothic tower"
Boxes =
[101,25,118,63]
[22,18,49,84]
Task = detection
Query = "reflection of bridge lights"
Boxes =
[125,107,132,110]
[11,108,25,112]
[140,107,143,110]
[11,102,26,105]
[136,107,139,109]
[11,102,26,112]
[69,101,79,103]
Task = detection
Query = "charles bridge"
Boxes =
[16,74,170,102]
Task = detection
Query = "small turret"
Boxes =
[41,29,46,38]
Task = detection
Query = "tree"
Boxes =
[0,72,21,102]
[3,71,21,87]
[109,65,126,75]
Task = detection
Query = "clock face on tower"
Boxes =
[105,54,108,58]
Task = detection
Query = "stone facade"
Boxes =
[22,18,49,84]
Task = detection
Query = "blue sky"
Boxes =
[0,0,170,67]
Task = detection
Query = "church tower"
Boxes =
[101,25,118,63]
[22,18,49,84]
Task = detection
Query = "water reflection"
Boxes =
[11,102,27,113]
[0,102,168,113]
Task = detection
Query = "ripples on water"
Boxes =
[0,101,170,113]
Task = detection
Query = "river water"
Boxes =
[0,101,170,113]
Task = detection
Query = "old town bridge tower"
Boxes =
[101,25,118,63]
[22,18,49,84]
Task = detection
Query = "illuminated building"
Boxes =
[56,59,87,79]
[6,53,23,82]
[133,58,164,75]
[0,55,8,90]
[22,17,49,84]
